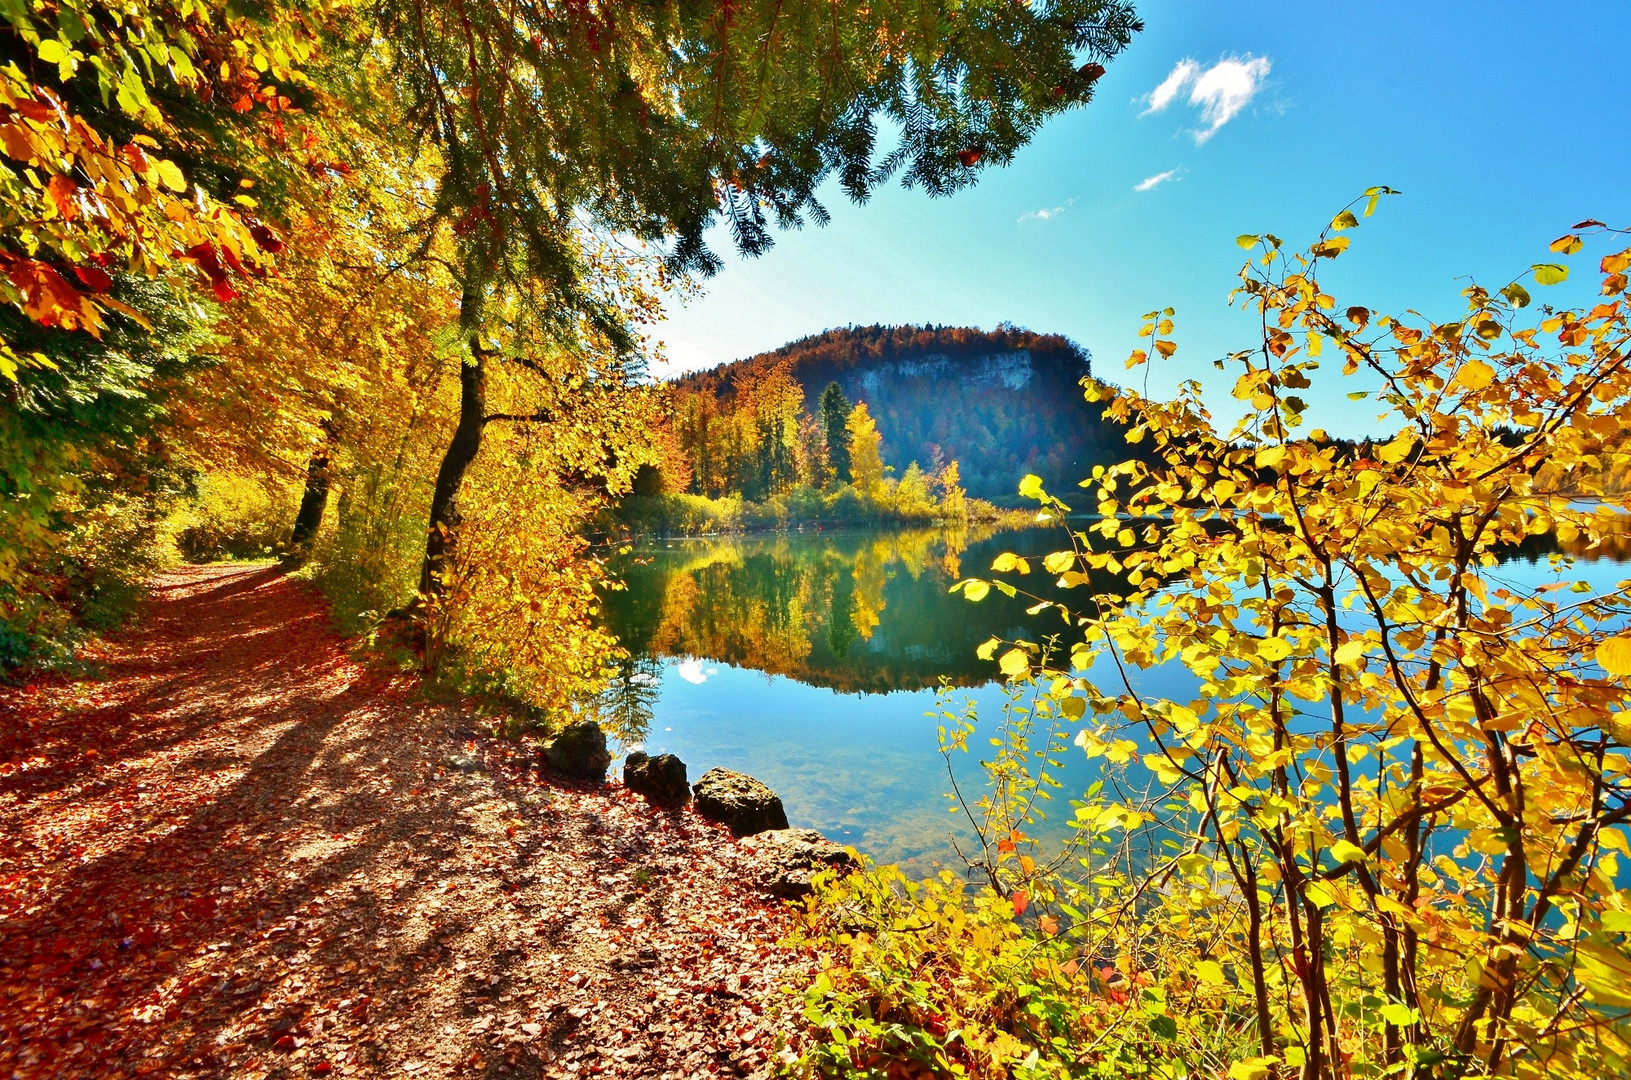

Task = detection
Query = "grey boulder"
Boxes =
[542,720,611,782]
[624,751,690,805]
[740,828,860,898]
[691,768,788,836]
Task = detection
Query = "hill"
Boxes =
[671,324,1125,500]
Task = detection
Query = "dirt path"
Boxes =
[0,564,810,1080]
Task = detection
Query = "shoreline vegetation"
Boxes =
[611,487,1029,539]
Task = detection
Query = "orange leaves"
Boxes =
[1,253,107,336]
[0,43,293,372]
[44,174,77,219]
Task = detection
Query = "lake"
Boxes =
[598,521,1631,873]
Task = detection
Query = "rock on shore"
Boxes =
[624,751,690,805]
[740,828,860,898]
[692,768,788,836]
[542,719,611,781]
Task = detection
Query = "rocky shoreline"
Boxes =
[539,719,862,900]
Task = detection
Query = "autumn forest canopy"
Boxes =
[6,1,1631,1079]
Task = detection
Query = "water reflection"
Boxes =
[591,517,1631,870]
[602,524,1073,708]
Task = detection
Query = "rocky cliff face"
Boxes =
[855,349,1034,395]
[675,324,1128,500]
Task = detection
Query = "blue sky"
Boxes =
[650,0,1631,436]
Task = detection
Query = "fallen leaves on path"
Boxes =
[0,563,812,1079]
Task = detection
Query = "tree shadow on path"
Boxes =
[0,564,805,1080]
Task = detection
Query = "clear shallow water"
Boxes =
[598,522,1631,872]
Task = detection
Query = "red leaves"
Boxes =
[183,241,243,303]
[250,224,285,254]
[72,264,112,292]
[1011,890,1029,917]
[46,174,78,219]
[956,149,982,168]
[274,1035,297,1051]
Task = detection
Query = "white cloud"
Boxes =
[1140,55,1272,143]
[1018,197,1075,224]
[1142,59,1200,115]
[1133,168,1181,192]
[648,338,714,381]
[675,658,709,684]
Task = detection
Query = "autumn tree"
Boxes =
[846,401,885,496]
[937,458,967,520]
[0,0,329,372]
[375,0,1142,600]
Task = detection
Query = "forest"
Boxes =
[666,324,1132,501]
[624,361,986,535]
[5,0,1631,1079]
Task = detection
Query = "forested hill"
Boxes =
[674,324,1127,499]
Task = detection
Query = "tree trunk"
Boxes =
[417,283,488,601]
[417,353,486,599]
[287,421,338,558]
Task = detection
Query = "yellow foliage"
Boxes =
[855,203,1631,1080]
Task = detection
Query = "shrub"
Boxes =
[168,471,300,562]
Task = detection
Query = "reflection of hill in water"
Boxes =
[601,513,1631,701]
[602,525,1082,695]
[1504,521,1631,563]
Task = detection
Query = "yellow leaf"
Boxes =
[1256,637,1292,663]
[1331,839,1368,865]
[1577,944,1631,1008]
[155,158,187,192]
[1194,960,1226,984]
[998,649,1029,677]
[1228,1058,1280,1080]
[1377,435,1414,464]
[1454,360,1495,391]
[1334,638,1367,666]
[1597,635,1631,676]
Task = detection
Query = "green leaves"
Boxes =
[1362,184,1400,216]
[1532,263,1570,285]
[1378,1003,1418,1027]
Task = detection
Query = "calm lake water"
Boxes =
[598,522,1631,872]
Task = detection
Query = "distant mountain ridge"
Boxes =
[674,324,1128,499]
